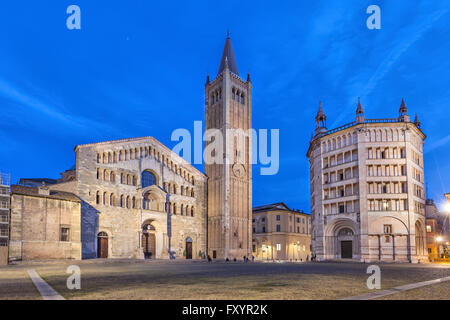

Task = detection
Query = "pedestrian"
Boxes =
[207,255,212,263]
[251,255,255,262]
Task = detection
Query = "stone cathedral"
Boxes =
[7,34,252,261]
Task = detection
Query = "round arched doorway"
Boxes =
[97,232,109,258]
[185,237,193,259]
[142,222,156,259]
[415,221,426,258]
[337,228,354,259]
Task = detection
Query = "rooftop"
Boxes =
[253,202,310,215]
[11,185,80,203]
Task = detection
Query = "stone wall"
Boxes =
[0,247,7,265]
[9,193,81,261]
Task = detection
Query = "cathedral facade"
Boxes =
[307,99,427,263]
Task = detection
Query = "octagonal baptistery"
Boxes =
[307,99,427,263]
[70,136,207,259]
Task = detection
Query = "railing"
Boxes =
[365,118,400,124]
[326,121,357,135]
[324,118,406,135]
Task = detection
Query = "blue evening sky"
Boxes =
[0,1,449,211]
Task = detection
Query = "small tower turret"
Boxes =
[414,113,421,128]
[315,101,327,136]
[356,97,365,123]
[399,98,410,122]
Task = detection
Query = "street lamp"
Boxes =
[444,203,450,214]
[436,236,443,243]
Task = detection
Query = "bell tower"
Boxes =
[205,33,252,260]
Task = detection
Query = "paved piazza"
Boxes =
[0,260,449,300]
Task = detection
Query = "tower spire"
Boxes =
[356,97,365,123]
[399,98,407,114]
[315,101,327,130]
[399,97,409,121]
[414,113,421,128]
[217,32,239,76]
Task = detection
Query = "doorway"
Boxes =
[97,232,108,258]
[142,233,156,259]
[185,237,193,259]
[142,222,156,259]
[341,241,353,259]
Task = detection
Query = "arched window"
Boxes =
[181,204,184,215]
[191,206,194,217]
[132,197,136,209]
[103,192,107,205]
[141,171,157,188]
[96,191,100,204]
[120,195,124,208]
[110,193,115,206]
[110,171,115,183]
